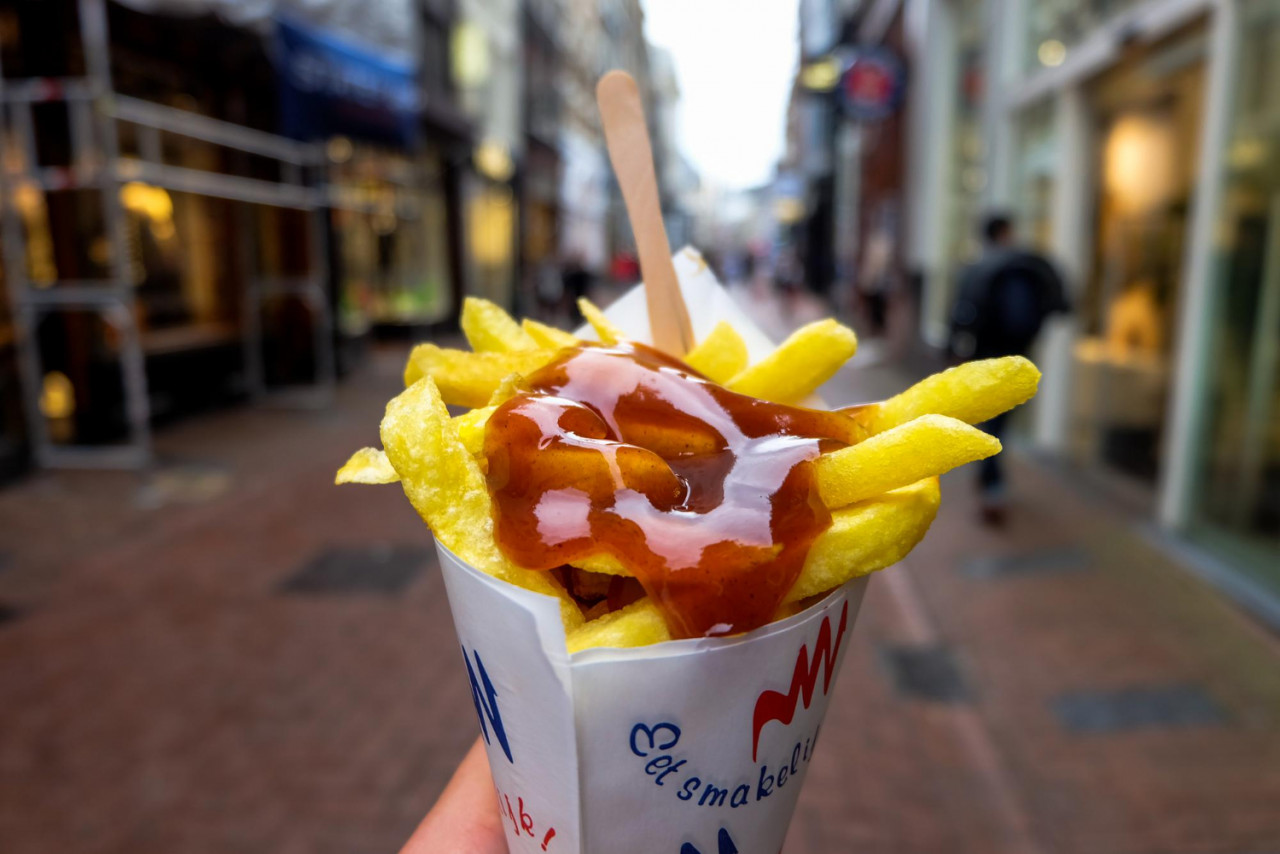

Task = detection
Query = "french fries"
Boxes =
[523,317,580,350]
[380,376,583,629]
[684,320,749,383]
[335,447,399,484]
[814,415,1000,509]
[404,343,554,408]
[726,318,857,404]
[342,292,1039,653]
[462,296,539,352]
[578,297,625,344]
[564,478,942,650]
[849,356,1040,437]
[567,598,672,653]
[452,405,496,455]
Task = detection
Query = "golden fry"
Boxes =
[851,356,1040,437]
[522,318,580,350]
[487,372,529,406]
[684,320,749,383]
[578,297,625,344]
[726,318,857,404]
[814,414,999,509]
[566,597,671,653]
[404,343,555,408]
[785,478,939,602]
[381,377,582,629]
[461,296,538,352]
[452,405,496,455]
[335,447,399,485]
[571,553,627,575]
[566,478,942,650]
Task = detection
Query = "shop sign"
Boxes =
[838,48,905,122]
[275,17,421,146]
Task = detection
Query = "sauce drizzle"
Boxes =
[483,343,855,639]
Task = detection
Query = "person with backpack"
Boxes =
[950,213,1070,525]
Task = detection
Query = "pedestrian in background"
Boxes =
[950,212,1070,526]
[562,252,592,324]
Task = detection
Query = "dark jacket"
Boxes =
[949,247,1069,359]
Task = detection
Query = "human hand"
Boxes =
[399,738,508,854]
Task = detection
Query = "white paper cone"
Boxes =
[438,542,867,854]
[434,250,868,853]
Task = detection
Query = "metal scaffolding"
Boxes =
[0,0,339,469]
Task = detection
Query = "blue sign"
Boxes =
[274,17,421,145]
[839,47,906,122]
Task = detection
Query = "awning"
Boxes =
[110,0,418,61]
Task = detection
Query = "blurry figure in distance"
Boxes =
[950,212,1069,526]
[609,249,640,285]
[857,227,896,337]
[562,252,592,324]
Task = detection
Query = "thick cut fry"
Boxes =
[487,373,528,406]
[404,344,555,408]
[566,478,942,650]
[684,320,749,383]
[381,377,582,629]
[726,318,857,404]
[522,318,580,350]
[452,405,496,455]
[851,356,1041,437]
[566,597,671,653]
[335,447,400,484]
[815,414,999,509]
[578,297,625,344]
[571,553,627,575]
[785,478,939,601]
[461,296,538,352]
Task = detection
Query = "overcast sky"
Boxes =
[643,0,799,191]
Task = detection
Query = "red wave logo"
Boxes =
[751,601,849,762]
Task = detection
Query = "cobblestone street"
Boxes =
[2,343,1279,854]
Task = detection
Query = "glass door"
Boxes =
[1069,23,1207,485]
[1188,0,1280,591]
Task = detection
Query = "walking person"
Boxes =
[561,252,592,325]
[950,213,1069,526]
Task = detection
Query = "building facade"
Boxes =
[882,0,1280,622]
[0,0,471,473]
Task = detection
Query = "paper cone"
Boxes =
[435,249,868,852]
[439,544,866,854]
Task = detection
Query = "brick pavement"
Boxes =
[1,343,1279,854]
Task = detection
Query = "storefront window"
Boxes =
[1068,25,1206,485]
[465,175,517,308]
[1188,2,1280,588]
[1012,100,1057,253]
[1024,0,1141,72]
[332,145,453,333]
[940,0,988,310]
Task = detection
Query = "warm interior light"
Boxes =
[800,57,841,92]
[451,21,490,89]
[1038,39,1067,67]
[469,186,514,266]
[774,198,805,224]
[40,371,75,419]
[327,136,354,164]
[474,141,515,182]
[119,181,173,222]
[1104,114,1175,214]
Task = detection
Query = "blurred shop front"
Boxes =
[902,0,1280,622]
[0,0,468,476]
[275,6,472,358]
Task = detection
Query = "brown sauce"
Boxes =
[483,343,856,639]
